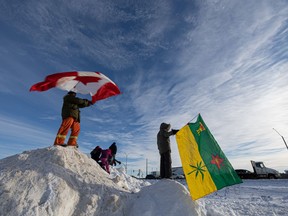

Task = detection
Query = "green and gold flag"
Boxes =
[176,114,242,200]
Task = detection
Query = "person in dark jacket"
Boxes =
[90,146,102,163]
[157,123,179,178]
[54,91,92,147]
[108,142,121,166]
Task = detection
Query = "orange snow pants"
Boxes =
[54,117,80,146]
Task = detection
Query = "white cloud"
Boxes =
[0,115,55,158]
[1,0,288,173]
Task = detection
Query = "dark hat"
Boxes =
[160,122,171,130]
[68,91,76,95]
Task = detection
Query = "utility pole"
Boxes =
[273,128,288,150]
[124,153,129,174]
[146,158,148,176]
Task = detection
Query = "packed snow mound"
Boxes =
[0,147,200,216]
[0,147,131,216]
[126,180,201,216]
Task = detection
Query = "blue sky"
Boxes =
[0,0,288,174]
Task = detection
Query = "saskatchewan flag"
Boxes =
[176,114,242,200]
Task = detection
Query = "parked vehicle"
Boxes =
[171,172,185,179]
[145,174,156,179]
[251,161,281,179]
[235,169,256,179]
[172,167,184,176]
[150,171,160,178]
[236,161,281,179]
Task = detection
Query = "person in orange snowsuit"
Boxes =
[54,91,92,147]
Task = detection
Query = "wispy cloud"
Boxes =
[116,1,288,171]
[0,115,55,158]
[0,1,176,70]
[0,0,287,173]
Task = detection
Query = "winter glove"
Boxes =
[172,129,179,135]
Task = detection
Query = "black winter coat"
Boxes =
[61,94,90,122]
[157,123,174,154]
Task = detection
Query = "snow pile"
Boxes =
[0,147,201,216]
[125,180,200,216]
[197,179,288,215]
[110,166,149,193]
[1,146,287,216]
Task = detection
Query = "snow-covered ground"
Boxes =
[0,147,287,216]
[197,179,288,215]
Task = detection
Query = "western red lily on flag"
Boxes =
[176,114,242,200]
[30,71,120,103]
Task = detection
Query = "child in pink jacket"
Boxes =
[100,149,112,174]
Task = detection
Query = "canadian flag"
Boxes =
[30,71,121,103]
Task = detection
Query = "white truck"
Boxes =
[251,160,281,179]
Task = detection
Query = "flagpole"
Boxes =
[273,128,288,151]
[188,113,199,123]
